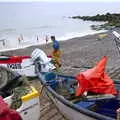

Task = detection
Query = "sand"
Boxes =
[2,27,120,77]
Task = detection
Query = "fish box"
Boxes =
[4,86,40,120]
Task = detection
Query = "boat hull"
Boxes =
[37,72,115,120]
[0,57,36,77]
[47,91,96,120]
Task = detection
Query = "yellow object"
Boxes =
[4,86,40,120]
[52,50,61,67]
[21,86,40,102]
[98,34,108,39]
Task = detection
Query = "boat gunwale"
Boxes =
[38,72,116,120]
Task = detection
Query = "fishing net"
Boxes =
[10,76,30,109]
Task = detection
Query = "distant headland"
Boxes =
[70,13,120,30]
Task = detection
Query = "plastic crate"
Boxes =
[4,86,40,120]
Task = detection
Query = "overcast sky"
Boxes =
[0,0,120,2]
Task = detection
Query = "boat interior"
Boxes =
[43,72,120,119]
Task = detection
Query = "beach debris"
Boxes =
[97,33,108,40]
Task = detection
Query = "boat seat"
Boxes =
[75,101,96,109]
[70,94,115,103]
[85,94,115,101]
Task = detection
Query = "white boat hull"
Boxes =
[0,58,36,77]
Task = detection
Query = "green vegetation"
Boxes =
[71,13,120,30]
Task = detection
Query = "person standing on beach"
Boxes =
[18,37,21,44]
[18,34,24,44]
[51,35,61,67]
[45,35,48,44]
[37,36,39,42]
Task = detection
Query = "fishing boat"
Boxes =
[0,66,40,120]
[38,72,120,120]
[0,55,36,77]
[31,49,120,120]
[0,49,55,77]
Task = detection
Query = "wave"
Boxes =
[0,29,108,53]
[0,28,16,32]
[0,42,42,52]
[58,30,107,41]
[27,25,55,30]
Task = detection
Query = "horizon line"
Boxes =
[0,0,120,3]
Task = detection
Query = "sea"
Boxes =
[0,1,120,52]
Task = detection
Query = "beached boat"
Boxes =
[37,72,120,120]
[33,53,120,120]
[0,66,40,120]
[0,49,55,77]
[0,55,36,77]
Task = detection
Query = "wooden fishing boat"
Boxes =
[34,55,120,120]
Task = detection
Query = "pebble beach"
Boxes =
[2,28,120,120]
[2,28,120,77]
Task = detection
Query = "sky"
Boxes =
[0,0,120,2]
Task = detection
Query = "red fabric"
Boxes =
[47,55,52,58]
[0,56,30,64]
[8,109,22,120]
[0,96,22,120]
[75,56,117,96]
[0,96,9,116]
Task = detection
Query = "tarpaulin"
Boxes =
[0,96,22,120]
[75,56,117,96]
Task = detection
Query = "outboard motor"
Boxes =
[31,48,56,73]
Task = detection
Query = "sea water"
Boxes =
[0,2,119,52]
